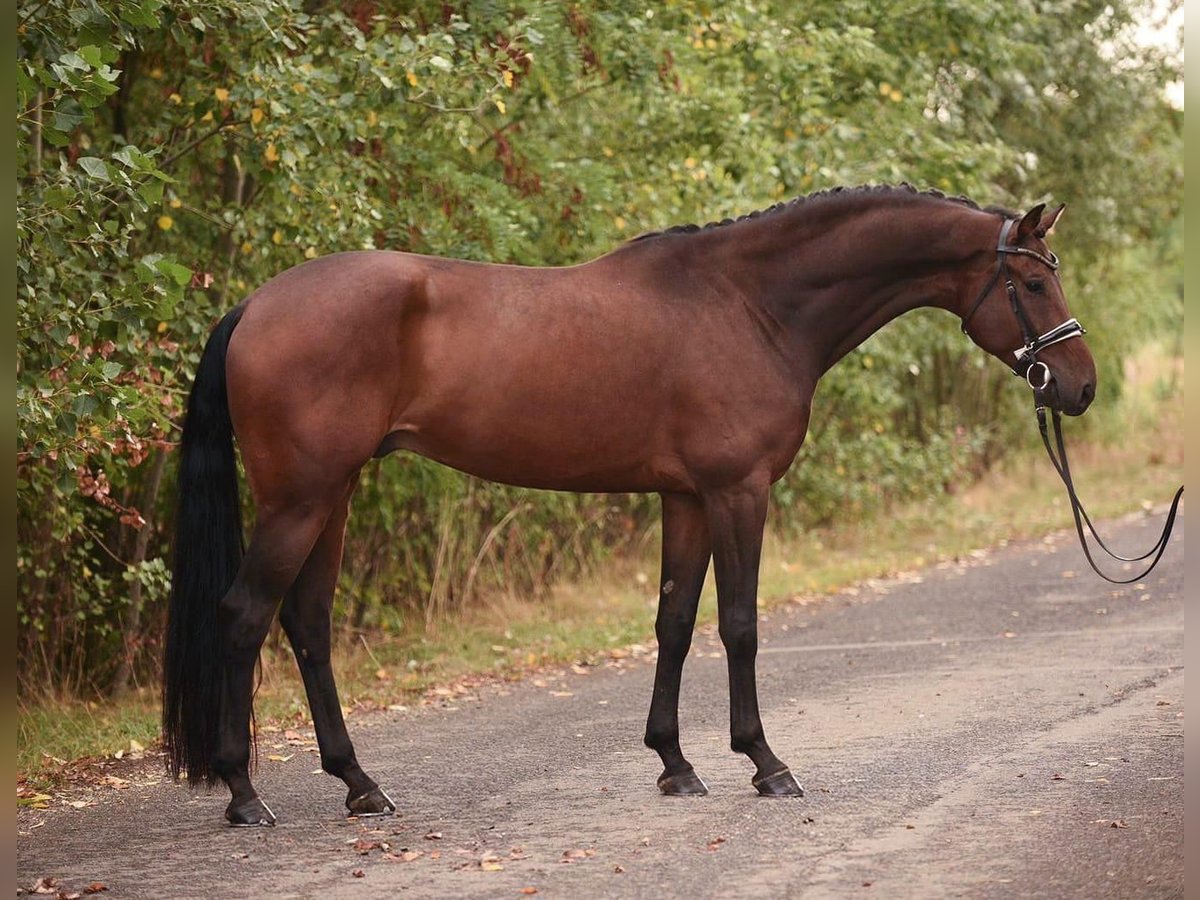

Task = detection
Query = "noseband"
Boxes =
[960,217,1085,390]
[963,217,1183,585]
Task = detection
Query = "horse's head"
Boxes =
[960,203,1096,415]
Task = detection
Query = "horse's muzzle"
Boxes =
[1036,373,1094,416]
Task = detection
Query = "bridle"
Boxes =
[960,217,1084,392]
[963,217,1183,585]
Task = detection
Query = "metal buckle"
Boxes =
[1026,360,1051,391]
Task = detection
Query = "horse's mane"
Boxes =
[630,183,1015,242]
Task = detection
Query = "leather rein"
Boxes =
[963,218,1183,584]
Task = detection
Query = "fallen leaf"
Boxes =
[707,836,726,851]
[424,831,443,840]
[353,839,383,854]
[614,865,626,873]
[1110,819,1128,829]
[352,869,365,878]
[83,884,108,894]
[480,852,504,871]
[31,877,59,894]
[520,889,539,895]
[267,754,294,762]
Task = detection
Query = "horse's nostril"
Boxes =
[1080,383,1095,406]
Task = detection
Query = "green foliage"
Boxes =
[16,0,1182,696]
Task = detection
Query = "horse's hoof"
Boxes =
[347,786,396,817]
[225,796,277,827]
[657,768,709,796]
[753,768,804,797]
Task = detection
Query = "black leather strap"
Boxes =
[1037,405,1183,584]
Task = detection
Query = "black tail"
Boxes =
[163,305,246,786]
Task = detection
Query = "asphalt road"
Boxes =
[17,511,1184,899]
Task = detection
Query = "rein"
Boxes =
[967,218,1183,584]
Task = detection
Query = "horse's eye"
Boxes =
[1026,279,1045,294]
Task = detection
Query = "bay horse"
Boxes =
[164,185,1095,825]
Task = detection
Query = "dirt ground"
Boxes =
[17,512,1183,899]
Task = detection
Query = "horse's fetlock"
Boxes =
[321,753,358,779]
[643,726,678,752]
[730,726,766,755]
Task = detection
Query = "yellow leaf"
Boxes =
[613,215,626,231]
[266,753,293,762]
[157,215,174,231]
[290,183,302,195]
[264,142,279,163]
[406,70,418,87]
[602,146,614,157]
[271,229,283,245]
[292,82,306,93]
[149,67,164,79]
[200,110,214,123]
[889,88,903,102]
[251,108,264,126]
[304,246,317,259]
[502,69,514,88]
[684,156,697,169]
[157,321,168,333]
[214,87,230,102]
[367,110,378,127]
[241,241,253,254]
[494,98,506,115]
[168,92,182,104]
[169,197,182,209]
[879,81,892,96]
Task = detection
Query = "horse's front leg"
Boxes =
[705,477,804,797]
[644,492,711,795]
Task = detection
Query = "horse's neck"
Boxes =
[707,200,994,376]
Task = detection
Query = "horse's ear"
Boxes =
[1015,203,1047,242]
[1036,203,1066,238]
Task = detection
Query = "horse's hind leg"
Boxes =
[214,498,337,826]
[644,492,711,795]
[279,476,394,817]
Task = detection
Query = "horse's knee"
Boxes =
[718,620,757,660]
[654,628,693,662]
